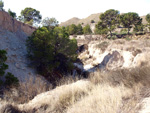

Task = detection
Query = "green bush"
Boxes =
[26,27,78,82]
[5,72,19,86]
[91,20,95,23]
[0,50,19,87]
[83,24,92,34]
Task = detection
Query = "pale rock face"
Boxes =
[133,52,150,67]
[122,51,134,68]
[77,38,150,72]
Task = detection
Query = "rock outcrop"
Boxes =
[76,36,150,72]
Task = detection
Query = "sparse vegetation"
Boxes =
[97,41,109,52]
[1,65,150,112]
[3,76,52,104]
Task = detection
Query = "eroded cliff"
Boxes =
[0,11,36,36]
[0,11,36,80]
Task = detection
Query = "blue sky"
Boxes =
[3,0,150,23]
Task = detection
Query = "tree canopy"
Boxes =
[120,12,142,35]
[68,24,78,35]
[83,24,92,34]
[26,27,78,82]
[42,17,59,27]
[20,7,42,26]
[8,9,16,18]
[146,14,150,24]
[0,0,4,10]
[96,9,120,37]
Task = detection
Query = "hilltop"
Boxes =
[60,13,101,26]
[60,12,147,26]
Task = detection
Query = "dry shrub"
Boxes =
[90,65,150,88]
[1,104,22,113]
[44,80,92,113]
[3,75,52,104]
[68,83,143,113]
[56,76,80,86]
[2,65,150,113]
[96,41,109,52]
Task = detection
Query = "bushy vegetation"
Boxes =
[8,9,16,18]
[0,50,19,87]
[0,0,4,10]
[83,24,92,34]
[66,24,84,35]
[26,26,78,82]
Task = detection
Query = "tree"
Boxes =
[120,12,142,35]
[20,7,42,25]
[42,17,58,27]
[0,50,19,87]
[133,24,144,32]
[68,24,77,35]
[26,27,78,82]
[96,9,120,37]
[8,9,17,18]
[91,20,95,23]
[83,24,92,34]
[95,21,108,34]
[146,14,150,24]
[0,0,4,11]
[76,24,83,35]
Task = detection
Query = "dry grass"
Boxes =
[2,76,52,104]
[1,65,150,113]
[96,41,109,52]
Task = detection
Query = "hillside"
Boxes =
[1,35,150,112]
[0,11,36,80]
[60,12,147,26]
[1,10,150,113]
[60,17,80,27]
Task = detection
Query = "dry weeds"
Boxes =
[1,66,150,113]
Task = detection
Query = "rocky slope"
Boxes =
[1,35,150,112]
[74,35,150,72]
[0,11,36,80]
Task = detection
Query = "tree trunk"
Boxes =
[128,27,130,36]
[110,30,112,38]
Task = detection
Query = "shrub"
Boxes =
[91,20,95,23]
[83,24,92,34]
[0,50,19,88]
[26,27,78,83]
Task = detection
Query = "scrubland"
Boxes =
[1,64,150,113]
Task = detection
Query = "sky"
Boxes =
[3,0,150,23]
